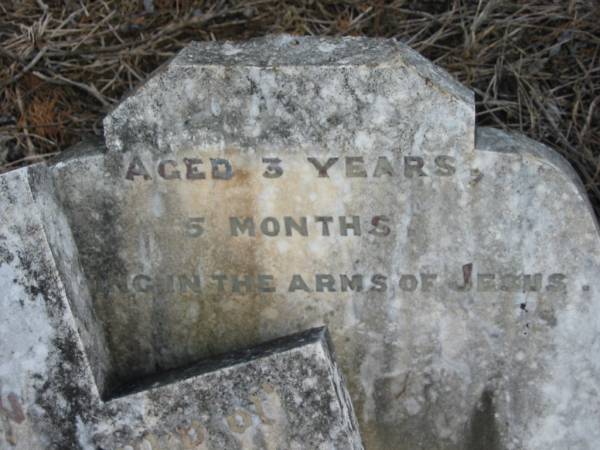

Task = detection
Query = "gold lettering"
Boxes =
[226,409,253,433]
[249,394,275,425]
[177,420,206,449]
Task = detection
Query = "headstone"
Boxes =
[2,35,600,450]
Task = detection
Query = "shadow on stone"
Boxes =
[466,388,501,450]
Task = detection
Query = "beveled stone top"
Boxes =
[104,35,474,156]
[175,36,472,101]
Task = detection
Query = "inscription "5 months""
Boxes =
[184,215,392,238]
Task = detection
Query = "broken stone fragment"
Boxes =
[92,327,363,450]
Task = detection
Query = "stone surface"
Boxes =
[97,327,362,450]
[0,234,363,450]
[104,35,473,157]
[2,35,600,450]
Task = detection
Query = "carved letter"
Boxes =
[263,158,283,178]
[373,156,395,177]
[183,158,205,180]
[288,274,311,292]
[158,160,181,179]
[230,217,256,237]
[211,158,233,180]
[345,156,368,178]
[249,394,275,425]
[227,409,253,433]
[307,157,339,177]
[125,155,152,181]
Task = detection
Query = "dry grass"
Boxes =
[1,1,599,212]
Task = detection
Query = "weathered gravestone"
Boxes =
[2,35,600,449]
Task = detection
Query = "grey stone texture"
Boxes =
[0,236,362,450]
[2,35,600,449]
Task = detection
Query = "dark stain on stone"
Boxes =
[463,263,473,286]
[0,240,14,266]
[11,233,94,449]
[538,308,557,327]
[466,388,502,450]
[247,76,258,95]
[0,177,17,204]
[470,169,484,186]
[37,327,95,450]
[15,248,52,300]
[116,104,160,152]
[51,156,128,394]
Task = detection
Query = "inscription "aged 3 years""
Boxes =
[125,155,457,181]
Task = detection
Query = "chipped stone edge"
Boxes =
[49,137,108,162]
